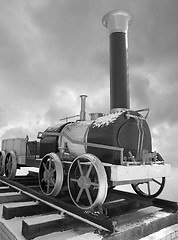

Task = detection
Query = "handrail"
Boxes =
[125,113,145,120]
[38,131,124,163]
[59,115,80,122]
[135,108,150,119]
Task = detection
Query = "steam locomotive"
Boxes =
[0,10,171,211]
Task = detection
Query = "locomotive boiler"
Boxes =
[0,10,171,211]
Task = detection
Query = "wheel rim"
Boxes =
[39,153,63,196]
[5,151,17,180]
[132,177,165,198]
[0,151,6,176]
[68,154,108,210]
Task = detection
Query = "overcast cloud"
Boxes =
[0,0,178,173]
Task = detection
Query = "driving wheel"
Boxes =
[5,151,17,180]
[39,153,63,196]
[0,151,6,176]
[68,153,108,210]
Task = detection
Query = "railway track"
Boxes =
[0,173,177,240]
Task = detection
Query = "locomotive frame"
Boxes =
[0,10,171,212]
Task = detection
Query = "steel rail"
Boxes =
[112,189,178,211]
[0,176,114,233]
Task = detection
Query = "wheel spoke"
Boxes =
[41,177,45,182]
[51,178,55,186]
[51,168,56,174]
[7,159,12,175]
[86,164,93,178]
[134,183,140,188]
[152,178,162,185]
[77,160,84,176]
[147,182,151,195]
[43,163,48,171]
[85,188,93,205]
[91,182,99,187]
[48,158,52,170]
[46,180,50,194]
[70,178,78,182]
[76,188,84,202]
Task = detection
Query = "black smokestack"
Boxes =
[102,10,132,111]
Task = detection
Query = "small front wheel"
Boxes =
[132,177,165,198]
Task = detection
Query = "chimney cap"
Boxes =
[80,94,88,98]
[102,10,133,34]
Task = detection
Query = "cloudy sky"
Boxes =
[0,0,178,180]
